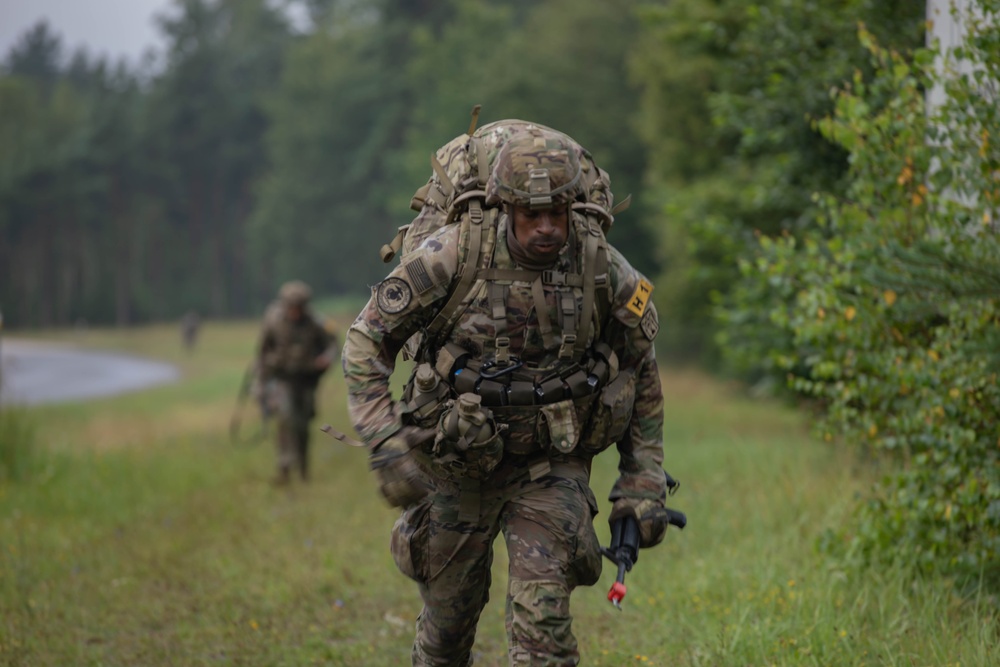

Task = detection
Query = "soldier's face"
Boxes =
[511,205,569,259]
[285,304,305,321]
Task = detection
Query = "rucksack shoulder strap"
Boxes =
[424,201,498,346]
[574,218,611,359]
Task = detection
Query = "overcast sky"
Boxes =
[0,0,171,64]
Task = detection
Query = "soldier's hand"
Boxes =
[369,426,436,508]
[610,498,667,548]
[314,354,332,371]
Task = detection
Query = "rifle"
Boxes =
[600,471,686,610]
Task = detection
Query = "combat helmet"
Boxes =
[485,127,585,210]
[279,280,312,306]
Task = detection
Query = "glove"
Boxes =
[609,498,667,548]
[369,426,435,508]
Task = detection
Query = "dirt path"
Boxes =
[0,338,179,405]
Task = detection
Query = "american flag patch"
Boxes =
[405,257,434,294]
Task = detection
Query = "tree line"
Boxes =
[0,0,923,335]
[0,0,654,327]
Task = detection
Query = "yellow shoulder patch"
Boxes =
[625,278,654,317]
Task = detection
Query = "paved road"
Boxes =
[0,339,180,406]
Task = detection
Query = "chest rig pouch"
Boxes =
[435,340,624,456]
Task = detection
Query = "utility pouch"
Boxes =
[390,501,432,583]
[491,404,545,455]
[578,369,636,455]
[538,397,583,455]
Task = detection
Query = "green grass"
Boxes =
[0,408,39,483]
[0,325,996,666]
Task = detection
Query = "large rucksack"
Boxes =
[380,109,628,265]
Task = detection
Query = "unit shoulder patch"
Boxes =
[640,306,659,341]
[625,278,654,318]
[376,277,413,315]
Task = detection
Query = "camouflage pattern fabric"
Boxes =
[485,128,583,209]
[391,458,601,666]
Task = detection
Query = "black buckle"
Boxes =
[542,270,567,286]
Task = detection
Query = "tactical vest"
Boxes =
[404,207,634,458]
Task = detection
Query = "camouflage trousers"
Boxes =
[390,456,603,666]
[264,378,316,478]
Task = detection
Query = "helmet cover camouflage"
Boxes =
[485,127,585,209]
[279,280,312,306]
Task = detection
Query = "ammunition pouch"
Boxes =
[433,342,622,457]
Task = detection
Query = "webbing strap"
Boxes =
[379,224,409,263]
[558,289,577,360]
[489,281,511,365]
[478,268,584,287]
[479,268,539,282]
[409,390,440,413]
[541,270,584,287]
[611,194,633,215]
[430,153,455,198]
[446,190,488,225]
[425,211,487,344]
[531,275,556,349]
[489,281,507,324]
[575,222,601,358]
[473,136,489,189]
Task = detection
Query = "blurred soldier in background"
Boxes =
[180,311,201,352]
[257,281,337,484]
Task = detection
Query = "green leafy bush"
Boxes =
[720,7,1000,581]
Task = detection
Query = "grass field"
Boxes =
[0,322,996,666]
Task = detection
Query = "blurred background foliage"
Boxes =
[2,0,997,580]
[0,0,923,333]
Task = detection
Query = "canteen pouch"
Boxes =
[432,397,503,479]
[578,369,636,455]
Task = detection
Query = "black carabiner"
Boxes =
[479,357,524,380]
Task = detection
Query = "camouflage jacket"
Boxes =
[258,303,336,382]
[344,213,666,503]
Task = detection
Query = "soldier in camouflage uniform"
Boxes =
[344,123,668,666]
[258,280,337,484]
